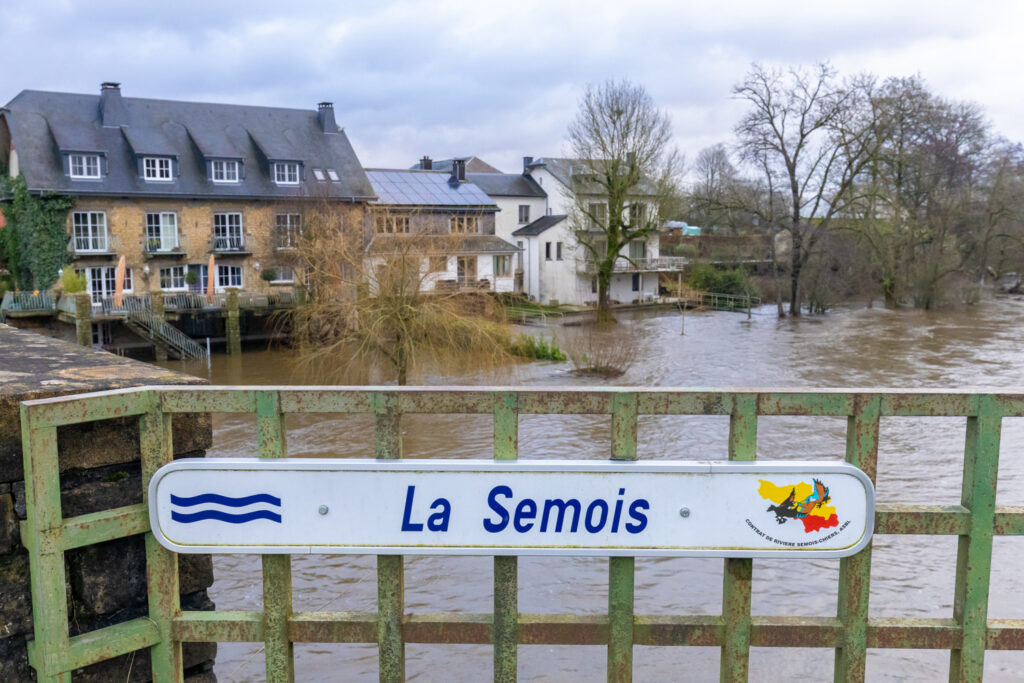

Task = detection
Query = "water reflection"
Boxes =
[160,299,1024,681]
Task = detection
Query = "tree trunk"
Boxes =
[789,228,803,317]
[596,266,616,324]
[770,231,784,318]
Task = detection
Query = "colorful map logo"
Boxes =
[757,479,838,533]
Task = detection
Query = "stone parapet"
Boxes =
[0,323,216,681]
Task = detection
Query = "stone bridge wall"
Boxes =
[0,323,216,681]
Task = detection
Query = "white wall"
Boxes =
[526,168,565,216]
[492,195,547,244]
[521,165,665,306]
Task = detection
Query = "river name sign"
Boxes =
[148,459,874,558]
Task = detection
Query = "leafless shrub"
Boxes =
[285,203,513,385]
[565,324,636,378]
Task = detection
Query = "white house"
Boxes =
[516,157,683,306]
[407,155,685,306]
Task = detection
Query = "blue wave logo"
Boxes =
[170,493,282,524]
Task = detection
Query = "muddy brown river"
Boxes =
[160,299,1024,681]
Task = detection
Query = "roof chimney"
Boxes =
[318,102,337,134]
[100,82,127,128]
[420,156,432,170]
[522,156,533,174]
[450,158,466,184]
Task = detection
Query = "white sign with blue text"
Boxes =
[148,459,874,558]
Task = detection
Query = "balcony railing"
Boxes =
[68,234,122,258]
[0,291,56,320]
[611,256,689,272]
[142,234,189,259]
[210,233,253,254]
[98,294,152,316]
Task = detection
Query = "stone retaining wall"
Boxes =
[0,323,217,681]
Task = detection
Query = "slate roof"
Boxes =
[466,172,546,198]
[512,214,567,237]
[366,169,497,208]
[369,234,520,254]
[0,88,374,201]
[411,156,502,174]
[528,156,658,197]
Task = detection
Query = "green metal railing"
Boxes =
[18,386,1024,682]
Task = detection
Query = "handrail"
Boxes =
[123,309,207,360]
[142,233,190,256]
[0,291,56,320]
[16,386,1018,682]
[611,256,689,272]
[67,233,123,256]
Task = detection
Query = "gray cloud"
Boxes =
[2,0,1021,173]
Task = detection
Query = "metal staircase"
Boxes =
[122,308,207,360]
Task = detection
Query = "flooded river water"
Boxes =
[161,298,1024,681]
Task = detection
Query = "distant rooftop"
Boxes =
[365,169,497,208]
[410,156,501,173]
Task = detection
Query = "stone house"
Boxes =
[365,161,520,293]
[0,83,373,305]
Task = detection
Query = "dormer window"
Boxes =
[69,154,101,179]
[143,157,173,181]
[211,160,240,183]
[273,162,300,185]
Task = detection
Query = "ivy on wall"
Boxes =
[0,175,74,290]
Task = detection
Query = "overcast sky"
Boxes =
[2,1,1021,176]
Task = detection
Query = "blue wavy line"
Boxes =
[171,509,282,524]
[170,493,281,508]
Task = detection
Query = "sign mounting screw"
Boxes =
[679,507,690,518]
[318,505,329,515]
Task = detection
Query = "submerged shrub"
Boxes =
[509,333,566,361]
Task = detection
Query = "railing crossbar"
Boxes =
[17,387,1015,682]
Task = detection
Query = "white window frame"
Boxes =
[275,214,302,248]
[326,169,340,182]
[72,212,108,252]
[69,154,101,179]
[188,264,209,293]
[216,264,243,290]
[271,266,295,284]
[628,239,647,261]
[143,157,173,181]
[311,168,326,182]
[159,265,188,291]
[213,213,244,250]
[78,266,133,304]
[145,212,179,252]
[273,162,300,185]
[211,160,240,183]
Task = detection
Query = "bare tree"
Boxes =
[844,76,994,308]
[289,204,511,385]
[733,62,884,315]
[567,80,681,324]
